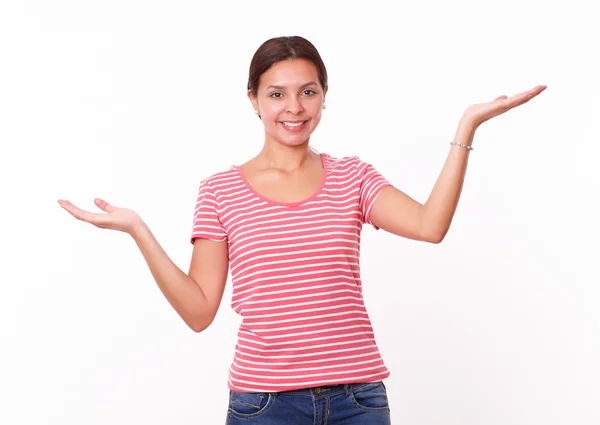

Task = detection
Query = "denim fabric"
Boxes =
[225,381,391,424]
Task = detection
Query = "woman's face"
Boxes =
[248,58,327,148]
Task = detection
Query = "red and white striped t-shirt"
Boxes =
[190,153,392,393]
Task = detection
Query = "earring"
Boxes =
[254,110,259,115]
[323,104,327,110]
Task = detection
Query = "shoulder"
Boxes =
[194,167,242,204]
[198,166,240,189]
[323,152,371,174]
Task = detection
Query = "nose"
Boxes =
[286,95,304,114]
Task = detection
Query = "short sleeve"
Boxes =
[358,160,392,230]
[190,180,227,244]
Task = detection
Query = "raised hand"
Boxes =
[58,198,142,234]
[463,85,547,128]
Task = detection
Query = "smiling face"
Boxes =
[248,58,327,148]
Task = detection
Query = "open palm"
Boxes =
[465,85,547,127]
[58,198,141,234]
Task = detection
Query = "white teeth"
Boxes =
[282,121,305,127]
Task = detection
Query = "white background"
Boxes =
[1,1,598,424]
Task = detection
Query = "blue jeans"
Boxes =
[225,381,392,424]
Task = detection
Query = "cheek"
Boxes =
[308,98,325,114]
[310,104,324,116]
[262,102,285,118]
[311,115,323,128]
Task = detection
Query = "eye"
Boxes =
[269,92,283,98]
[303,89,316,95]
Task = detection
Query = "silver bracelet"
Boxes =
[450,141,474,151]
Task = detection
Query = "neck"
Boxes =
[257,138,318,172]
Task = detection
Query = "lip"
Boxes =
[279,120,308,132]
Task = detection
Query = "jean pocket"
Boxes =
[349,381,390,411]
[228,390,275,419]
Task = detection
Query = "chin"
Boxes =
[266,128,312,146]
[276,136,311,147]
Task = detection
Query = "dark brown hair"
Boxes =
[247,36,328,97]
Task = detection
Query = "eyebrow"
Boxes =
[264,81,318,91]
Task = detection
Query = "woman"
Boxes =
[58,36,546,424]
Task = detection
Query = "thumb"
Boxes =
[94,198,116,213]
[495,95,508,101]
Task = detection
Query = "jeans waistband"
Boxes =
[276,381,381,398]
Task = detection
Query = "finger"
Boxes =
[94,198,116,213]
[522,85,545,100]
[508,85,546,109]
[58,199,94,221]
[530,84,547,93]
[503,87,541,109]
[58,200,106,225]
[509,91,532,103]
[523,85,547,99]
[510,85,545,100]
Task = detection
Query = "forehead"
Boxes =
[260,58,319,89]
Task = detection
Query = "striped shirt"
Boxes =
[190,153,392,393]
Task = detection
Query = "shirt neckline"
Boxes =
[232,153,328,208]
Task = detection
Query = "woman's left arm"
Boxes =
[370,84,547,243]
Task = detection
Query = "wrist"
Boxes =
[454,117,477,147]
[129,217,147,240]
[459,115,478,133]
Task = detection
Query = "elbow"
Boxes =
[423,228,447,244]
[419,212,448,244]
[188,314,215,333]
[186,293,219,333]
[190,321,210,333]
[190,322,207,333]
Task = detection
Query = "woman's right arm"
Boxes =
[132,221,229,332]
[58,197,229,332]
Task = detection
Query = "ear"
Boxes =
[247,89,258,112]
[323,84,328,101]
